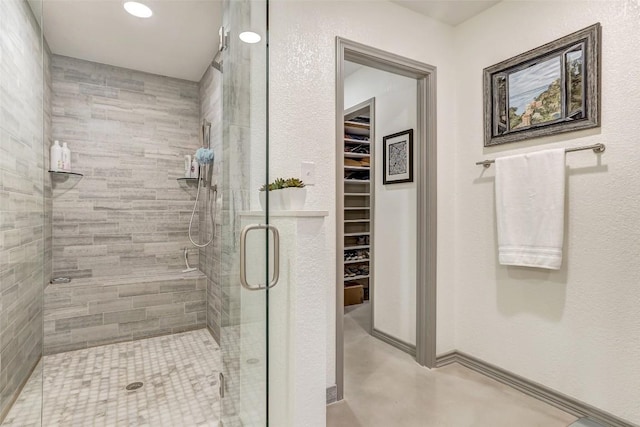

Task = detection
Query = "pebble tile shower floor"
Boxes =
[2,329,221,427]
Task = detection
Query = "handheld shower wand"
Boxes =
[187,122,217,248]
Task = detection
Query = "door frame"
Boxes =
[335,37,438,401]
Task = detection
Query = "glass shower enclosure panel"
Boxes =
[220,0,275,425]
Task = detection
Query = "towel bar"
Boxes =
[476,143,606,168]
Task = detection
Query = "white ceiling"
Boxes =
[391,0,500,26]
[43,0,222,82]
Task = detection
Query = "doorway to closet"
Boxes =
[335,38,438,402]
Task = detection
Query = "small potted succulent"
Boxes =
[259,178,285,211]
[259,177,306,211]
[281,177,306,210]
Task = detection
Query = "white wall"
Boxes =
[453,1,640,423]
[269,0,458,390]
[344,65,418,346]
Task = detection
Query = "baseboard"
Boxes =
[436,350,637,427]
[326,385,338,404]
[371,328,416,357]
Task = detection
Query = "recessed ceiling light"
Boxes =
[124,1,153,18]
[239,32,261,44]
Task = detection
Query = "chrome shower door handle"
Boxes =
[239,224,280,291]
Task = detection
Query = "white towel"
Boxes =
[495,148,565,270]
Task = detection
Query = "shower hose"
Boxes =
[188,171,217,248]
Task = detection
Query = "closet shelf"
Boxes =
[344,153,370,158]
[344,244,370,250]
[344,121,370,129]
[48,170,83,177]
[344,275,370,281]
[344,259,370,265]
[343,100,373,306]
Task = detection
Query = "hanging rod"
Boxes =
[476,143,606,168]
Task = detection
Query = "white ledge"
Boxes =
[238,210,328,218]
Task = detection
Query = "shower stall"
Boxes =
[0,0,279,425]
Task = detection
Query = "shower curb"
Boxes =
[436,351,638,427]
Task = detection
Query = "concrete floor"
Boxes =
[327,302,578,427]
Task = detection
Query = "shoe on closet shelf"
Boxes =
[344,266,359,278]
[345,144,369,154]
[345,171,370,181]
[344,158,365,167]
[348,116,370,124]
[356,236,370,245]
[345,133,369,141]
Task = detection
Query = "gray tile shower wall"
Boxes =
[0,0,45,420]
[43,272,207,354]
[198,64,223,344]
[50,55,202,279]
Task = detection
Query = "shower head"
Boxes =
[211,51,222,72]
[211,50,223,72]
[211,26,227,73]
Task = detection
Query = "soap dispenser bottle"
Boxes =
[191,156,199,179]
[50,140,62,171]
[62,142,71,171]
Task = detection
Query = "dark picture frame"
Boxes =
[483,23,601,147]
[382,129,413,185]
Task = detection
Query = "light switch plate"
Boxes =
[301,161,315,185]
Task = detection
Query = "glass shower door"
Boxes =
[219,0,273,425]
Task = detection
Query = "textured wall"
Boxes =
[0,0,44,420]
[269,0,458,389]
[198,65,224,343]
[453,2,640,424]
[50,55,201,279]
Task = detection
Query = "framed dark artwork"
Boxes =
[383,129,413,185]
[483,23,601,147]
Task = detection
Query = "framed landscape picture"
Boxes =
[383,129,413,185]
[483,23,601,146]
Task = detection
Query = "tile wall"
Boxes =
[43,273,207,354]
[50,55,202,279]
[198,65,224,343]
[0,0,45,419]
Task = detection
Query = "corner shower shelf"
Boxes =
[48,170,83,177]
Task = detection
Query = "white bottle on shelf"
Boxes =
[184,155,192,178]
[191,157,199,179]
[62,142,71,171]
[50,140,62,171]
